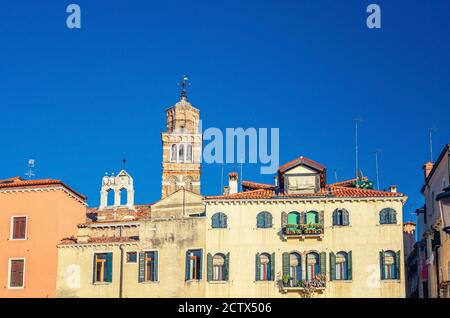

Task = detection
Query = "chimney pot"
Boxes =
[423,162,434,180]
[228,172,238,194]
[389,185,397,193]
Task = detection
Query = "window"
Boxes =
[332,209,349,226]
[380,250,400,280]
[11,216,27,240]
[186,144,193,162]
[171,144,177,161]
[139,251,158,282]
[305,211,319,224]
[126,252,137,263]
[256,211,273,228]
[335,252,348,280]
[186,249,202,281]
[287,211,300,232]
[211,212,227,228]
[289,253,302,286]
[93,253,113,283]
[256,253,274,281]
[9,259,25,288]
[207,252,229,282]
[380,208,397,224]
[306,252,320,281]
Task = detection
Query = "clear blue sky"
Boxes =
[1,1,449,222]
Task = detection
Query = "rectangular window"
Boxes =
[144,251,157,282]
[186,249,202,280]
[93,253,112,283]
[9,259,25,288]
[11,216,27,240]
[126,252,137,263]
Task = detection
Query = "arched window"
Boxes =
[306,252,320,281]
[107,189,114,206]
[289,253,302,287]
[332,209,349,226]
[381,250,400,280]
[335,252,348,280]
[167,176,177,196]
[212,253,226,281]
[186,144,193,162]
[119,188,127,206]
[306,211,319,224]
[380,208,397,224]
[178,144,185,162]
[211,212,227,229]
[256,212,273,228]
[257,253,272,281]
[287,211,300,232]
[171,144,177,162]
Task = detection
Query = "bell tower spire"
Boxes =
[161,77,202,198]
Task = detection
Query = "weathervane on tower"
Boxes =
[178,75,190,100]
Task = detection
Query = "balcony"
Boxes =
[280,274,327,294]
[282,223,324,240]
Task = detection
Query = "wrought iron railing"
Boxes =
[282,223,323,236]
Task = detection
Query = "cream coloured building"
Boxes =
[56,86,408,298]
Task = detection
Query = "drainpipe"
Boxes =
[119,244,125,298]
[434,244,441,298]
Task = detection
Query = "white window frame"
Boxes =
[8,258,26,289]
[10,215,28,241]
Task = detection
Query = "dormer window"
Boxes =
[285,174,319,194]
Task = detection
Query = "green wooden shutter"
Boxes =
[395,250,401,279]
[257,213,263,228]
[106,252,113,283]
[319,252,326,275]
[138,252,145,283]
[282,252,290,277]
[255,253,260,281]
[207,253,213,282]
[153,252,158,282]
[380,251,385,280]
[329,252,336,280]
[265,212,272,227]
[92,254,97,283]
[224,253,230,281]
[271,252,275,281]
[347,251,352,280]
[185,251,190,281]
[198,250,203,280]
[343,210,349,226]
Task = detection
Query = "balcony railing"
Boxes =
[282,223,324,237]
[281,274,327,292]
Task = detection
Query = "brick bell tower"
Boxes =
[161,76,202,198]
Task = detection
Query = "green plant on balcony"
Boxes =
[282,275,291,286]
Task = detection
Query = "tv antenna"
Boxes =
[24,159,35,179]
[428,128,436,163]
[374,149,382,190]
[354,117,363,179]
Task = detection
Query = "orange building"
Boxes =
[0,177,86,298]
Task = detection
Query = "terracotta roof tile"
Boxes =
[0,177,87,200]
[278,156,326,173]
[242,180,275,191]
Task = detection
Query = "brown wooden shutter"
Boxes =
[13,217,26,239]
[10,260,24,287]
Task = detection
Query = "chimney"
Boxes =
[228,172,238,194]
[423,162,434,180]
[389,185,397,193]
[403,222,416,235]
[223,186,230,195]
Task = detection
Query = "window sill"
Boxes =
[8,286,25,290]
[93,282,112,285]
[331,280,353,283]
[186,279,202,283]
[254,280,274,284]
[331,225,351,228]
[140,281,160,284]
[9,238,28,241]
[381,279,401,283]
[208,280,228,284]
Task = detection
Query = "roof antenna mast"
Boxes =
[24,159,35,180]
[354,118,363,179]
[429,128,434,163]
[374,149,382,190]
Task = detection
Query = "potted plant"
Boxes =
[282,275,291,286]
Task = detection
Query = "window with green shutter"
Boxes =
[329,252,336,280]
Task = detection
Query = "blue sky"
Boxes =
[1,1,449,222]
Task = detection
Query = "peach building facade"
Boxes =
[0,177,86,298]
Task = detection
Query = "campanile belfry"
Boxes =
[160,77,202,198]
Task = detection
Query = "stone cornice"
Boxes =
[0,186,87,206]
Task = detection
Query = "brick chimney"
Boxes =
[228,172,238,194]
[423,162,434,180]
